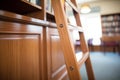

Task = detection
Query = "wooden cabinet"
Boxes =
[0,0,67,80]
[0,35,40,80]
[0,0,55,21]
[0,20,69,80]
[0,21,43,80]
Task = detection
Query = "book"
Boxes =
[29,0,40,6]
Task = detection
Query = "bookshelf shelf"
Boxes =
[0,0,42,14]
[46,11,55,22]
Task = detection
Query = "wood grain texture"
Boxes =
[47,28,69,80]
[0,19,43,80]
[0,10,56,28]
[0,34,41,80]
[0,21,42,34]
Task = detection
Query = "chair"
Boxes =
[88,38,94,51]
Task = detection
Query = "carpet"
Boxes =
[80,52,120,80]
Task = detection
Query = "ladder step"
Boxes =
[68,24,83,32]
[76,52,89,68]
[66,0,79,13]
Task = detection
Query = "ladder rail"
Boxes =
[51,0,81,80]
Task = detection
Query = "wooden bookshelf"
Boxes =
[0,0,55,22]
[101,13,120,36]
[0,0,70,80]
[101,13,120,53]
[0,0,42,14]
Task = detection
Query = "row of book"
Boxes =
[102,21,120,27]
[103,32,120,36]
[101,14,120,21]
[103,27,120,32]
[26,0,53,13]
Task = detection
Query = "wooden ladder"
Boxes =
[51,0,95,80]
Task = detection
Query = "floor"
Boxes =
[80,51,120,80]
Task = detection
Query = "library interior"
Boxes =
[0,0,120,80]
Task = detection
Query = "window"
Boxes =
[80,12,102,45]
[69,12,102,45]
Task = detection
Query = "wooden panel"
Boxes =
[0,21,42,34]
[51,36,65,72]
[0,34,41,80]
[0,20,43,80]
[47,28,69,80]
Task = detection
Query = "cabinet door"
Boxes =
[0,21,42,80]
[0,34,40,80]
[47,28,69,80]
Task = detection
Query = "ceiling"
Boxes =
[77,0,99,3]
[77,0,115,3]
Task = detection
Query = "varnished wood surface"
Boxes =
[47,28,69,80]
[51,0,95,80]
[0,21,42,34]
[51,0,81,79]
[0,17,43,80]
[0,34,41,80]
[0,0,96,79]
[0,10,56,28]
[0,9,69,80]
